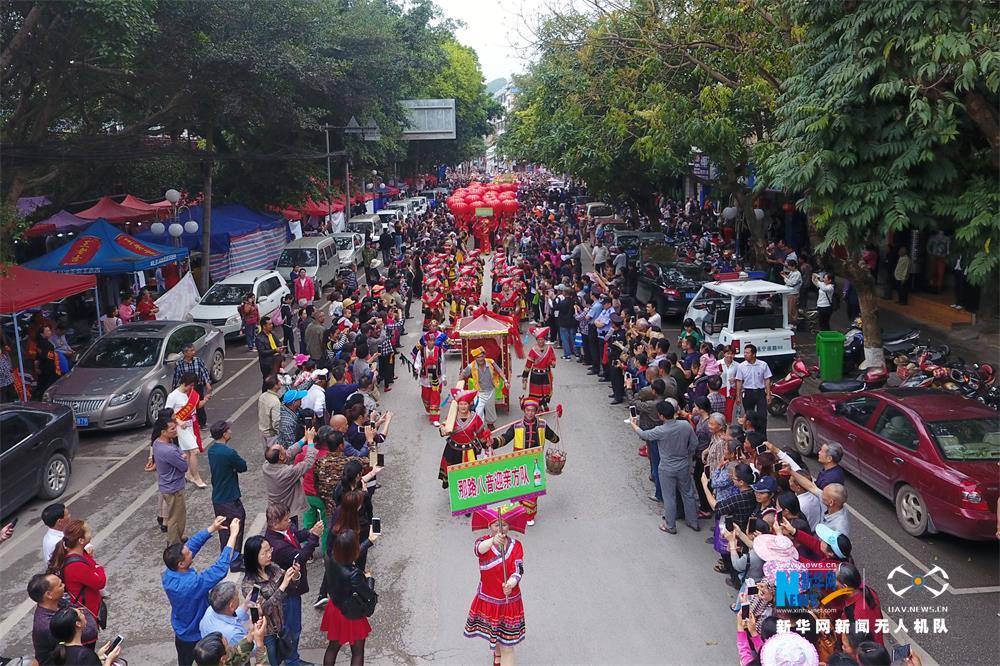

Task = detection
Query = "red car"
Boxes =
[787,388,999,540]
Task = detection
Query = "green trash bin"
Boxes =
[816,331,846,381]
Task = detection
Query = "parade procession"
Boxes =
[2,2,998,665]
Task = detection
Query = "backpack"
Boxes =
[271,305,285,327]
[61,555,109,629]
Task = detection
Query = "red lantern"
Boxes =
[450,201,470,217]
[501,199,520,217]
[469,200,486,209]
[498,191,515,200]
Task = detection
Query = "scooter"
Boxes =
[768,357,817,416]
[843,321,924,371]
[818,366,889,393]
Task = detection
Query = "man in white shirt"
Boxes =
[734,344,773,436]
[592,239,610,271]
[302,368,329,420]
[645,302,662,330]
[41,503,69,563]
[612,250,627,275]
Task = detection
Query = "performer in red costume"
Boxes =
[464,505,528,666]
[422,278,445,328]
[415,322,448,424]
[521,327,556,409]
[438,388,492,488]
[491,398,559,525]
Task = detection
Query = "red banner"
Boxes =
[60,237,101,266]
[114,233,159,256]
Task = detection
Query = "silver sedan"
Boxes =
[42,320,225,431]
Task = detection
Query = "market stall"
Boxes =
[0,265,98,399]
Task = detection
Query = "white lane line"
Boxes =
[0,358,259,555]
[0,375,263,642]
[210,357,258,393]
[885,614,938,666]
[847,505,996,595]
[74,456,128,461]
[769,427,790,432]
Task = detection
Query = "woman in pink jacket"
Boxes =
[293,268,315,305]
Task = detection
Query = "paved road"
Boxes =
[1,258,996,665]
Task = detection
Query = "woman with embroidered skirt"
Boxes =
[521,327,556,409]
[464,506,528,666]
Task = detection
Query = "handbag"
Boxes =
[274,627,294,662]
[341,574,378,619]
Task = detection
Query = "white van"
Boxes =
[347,214,382,242]
[406,196,428,216]
[585,202,614,220]
[274,236,342,297]
[384,200,413,218]
[684,276,797,370]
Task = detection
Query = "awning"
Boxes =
[22,219,188,275]
[25,209,90,238]
[120,194,167,215]
[75,196,155,222]
[0,264,96,314]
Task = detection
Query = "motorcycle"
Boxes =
[843,319,924,371]
[818,366,889,393]
[768,357,818,416]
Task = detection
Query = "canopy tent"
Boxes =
[120,194,169,216]
[134,204,287,279]
[75,196,154,222]
[0,265,96,314]
[25,209,90,238]
[0,264,99,400]
[272,197,346,220]
[23,219,188,275]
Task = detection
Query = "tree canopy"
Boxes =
[1,0,492,242]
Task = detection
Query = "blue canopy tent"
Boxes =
[133,205,288,279]
[23,219,189,275]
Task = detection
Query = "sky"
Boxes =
[434,0,538,83]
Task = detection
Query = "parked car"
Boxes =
[375,208,403,231]
[405,196,428,216]
[788,388,1000,540]
[331,232,365,270]
[384,200,413,218]
[685,276,797,370]
[609,230,667,261]
[636,260,710,318]
[347,214,382,243]
[42,321,225,431]
[275,237,341,297]
[190,269,290,337]
[1,402,79,518]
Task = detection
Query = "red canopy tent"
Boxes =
[0,264,98,399]
[76,196,155,222]
[120,195,168,217]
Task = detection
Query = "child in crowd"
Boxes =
[699,342,721,377]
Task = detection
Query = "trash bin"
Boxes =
[816,331,846,381]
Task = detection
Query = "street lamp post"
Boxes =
[152,188,197,248]
[321,117,381,221]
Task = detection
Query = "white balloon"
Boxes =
[164,189,181,204]
[150,222,166,235]
[722,206,738,221]
[754,208,765,221]
[184,220,199,234]
[168,223,184,237]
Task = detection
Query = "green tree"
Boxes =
[759,0,999,368]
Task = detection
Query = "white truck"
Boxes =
[684,276,797,371]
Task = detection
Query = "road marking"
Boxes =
[769,427,790,432]
[0,358,260,555]
[847,505,996,595]
[0,370,263,642]
[74,456,127,461]
[210,357,258,393]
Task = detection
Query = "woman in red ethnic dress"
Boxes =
[438,388,491,488]
[464,506,527,665]
[521,327,556,409]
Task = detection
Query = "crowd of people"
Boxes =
[13,173,924,666]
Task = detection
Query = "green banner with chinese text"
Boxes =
[447,449,546,515]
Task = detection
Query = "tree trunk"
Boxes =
[200,128,213,294]
[843,259,885,370]
[731,187,767,268]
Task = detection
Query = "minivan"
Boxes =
[384,200,413,218]
[275,236,342,296]
[407,196,429,216]
[347,214,383,242]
